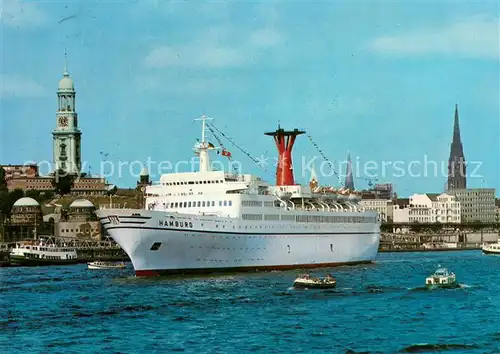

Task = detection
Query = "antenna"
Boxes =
[64,48,69,75]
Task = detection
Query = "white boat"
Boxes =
[423,242,458,250]
[87,261,126,270]
[10,239,78,266]
[293,274,337,289]
[482,241,500,255]
[96,116,381,277]
[425,266,458,289]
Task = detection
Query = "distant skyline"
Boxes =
[1,0,499,197]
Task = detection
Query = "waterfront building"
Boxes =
[0,197,43,242]
[495,199,500,224]
[409,193,461,224]
[391,194,461,224]
[359,194,393,222]
[5,175,108,195]
[373,183,394,200]
[407,194,432,223]
[447,104,467,190]
[56,199,101,240]
[451,188,496,224]
[10,197,43,226]
[392,198,410,224]
[0,164,39,180]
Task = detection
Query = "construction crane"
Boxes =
[355,177,379,189]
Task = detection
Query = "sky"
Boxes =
[1,0,499,196]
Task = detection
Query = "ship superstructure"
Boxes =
[97,116,380,276]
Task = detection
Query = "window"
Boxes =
[219,201,222,207]
[197,201,201,207]
[212,201,215,207]
[228,201,232,206]
[224,201,227,206]
[202,201,206,207]
[150,242,162,251]
[188,202,192,207]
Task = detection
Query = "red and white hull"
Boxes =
[97,209,380,276]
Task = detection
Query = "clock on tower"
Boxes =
[59,116,69,127]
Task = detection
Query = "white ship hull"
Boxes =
[97,209,380,276]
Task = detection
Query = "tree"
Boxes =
[107,185,117,196]
[51,169,75,196]
[0,191,10,216]
[0,168,7,192]
[25,190,41,200]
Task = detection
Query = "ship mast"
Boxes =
[194,115,213,172]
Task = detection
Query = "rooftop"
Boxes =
[13,197,40,207]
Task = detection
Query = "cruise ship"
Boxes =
[96,116,380,276]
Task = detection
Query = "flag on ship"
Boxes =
[221,149,231,157]
[208,142,215,148]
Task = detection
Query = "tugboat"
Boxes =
[87,261,127,270]
[293,274,337,289]
[425,266,458,289]
[481,241,500,255]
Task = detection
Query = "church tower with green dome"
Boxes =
[52,51,82,175]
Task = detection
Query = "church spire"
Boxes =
[345,151,355,191]
[452,104,461,144]
[447,104,466,190]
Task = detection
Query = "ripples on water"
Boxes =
[1,251,499,353]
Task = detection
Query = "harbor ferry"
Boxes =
[96,116,381,276]
[482,240,500,255]
[425,266,458,289]
[10,239,78,266]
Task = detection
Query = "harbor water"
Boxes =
[1,251,499,353]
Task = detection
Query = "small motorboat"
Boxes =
[293,274,337,289]
[482,241,500,255]
[425,266,458,289]
[87,261,127,270]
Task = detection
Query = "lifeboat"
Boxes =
[348,192,361,202]
[276,190,292,200]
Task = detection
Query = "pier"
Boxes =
[379,232,494,252]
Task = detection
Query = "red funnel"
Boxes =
[265,127,305,186]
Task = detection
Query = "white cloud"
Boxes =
[144,27,283,69]
[1,0,48,29]
[0,74,47,99]
[249,28,282,48]
[145,44,247,69]
[370,16,500,59]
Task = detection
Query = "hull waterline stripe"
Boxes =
[135,260,373,277]
[104,225,379,236]
[98,215,152,221]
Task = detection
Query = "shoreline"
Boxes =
[379,247,481,253]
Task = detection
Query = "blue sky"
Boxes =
[1,0,499,196]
